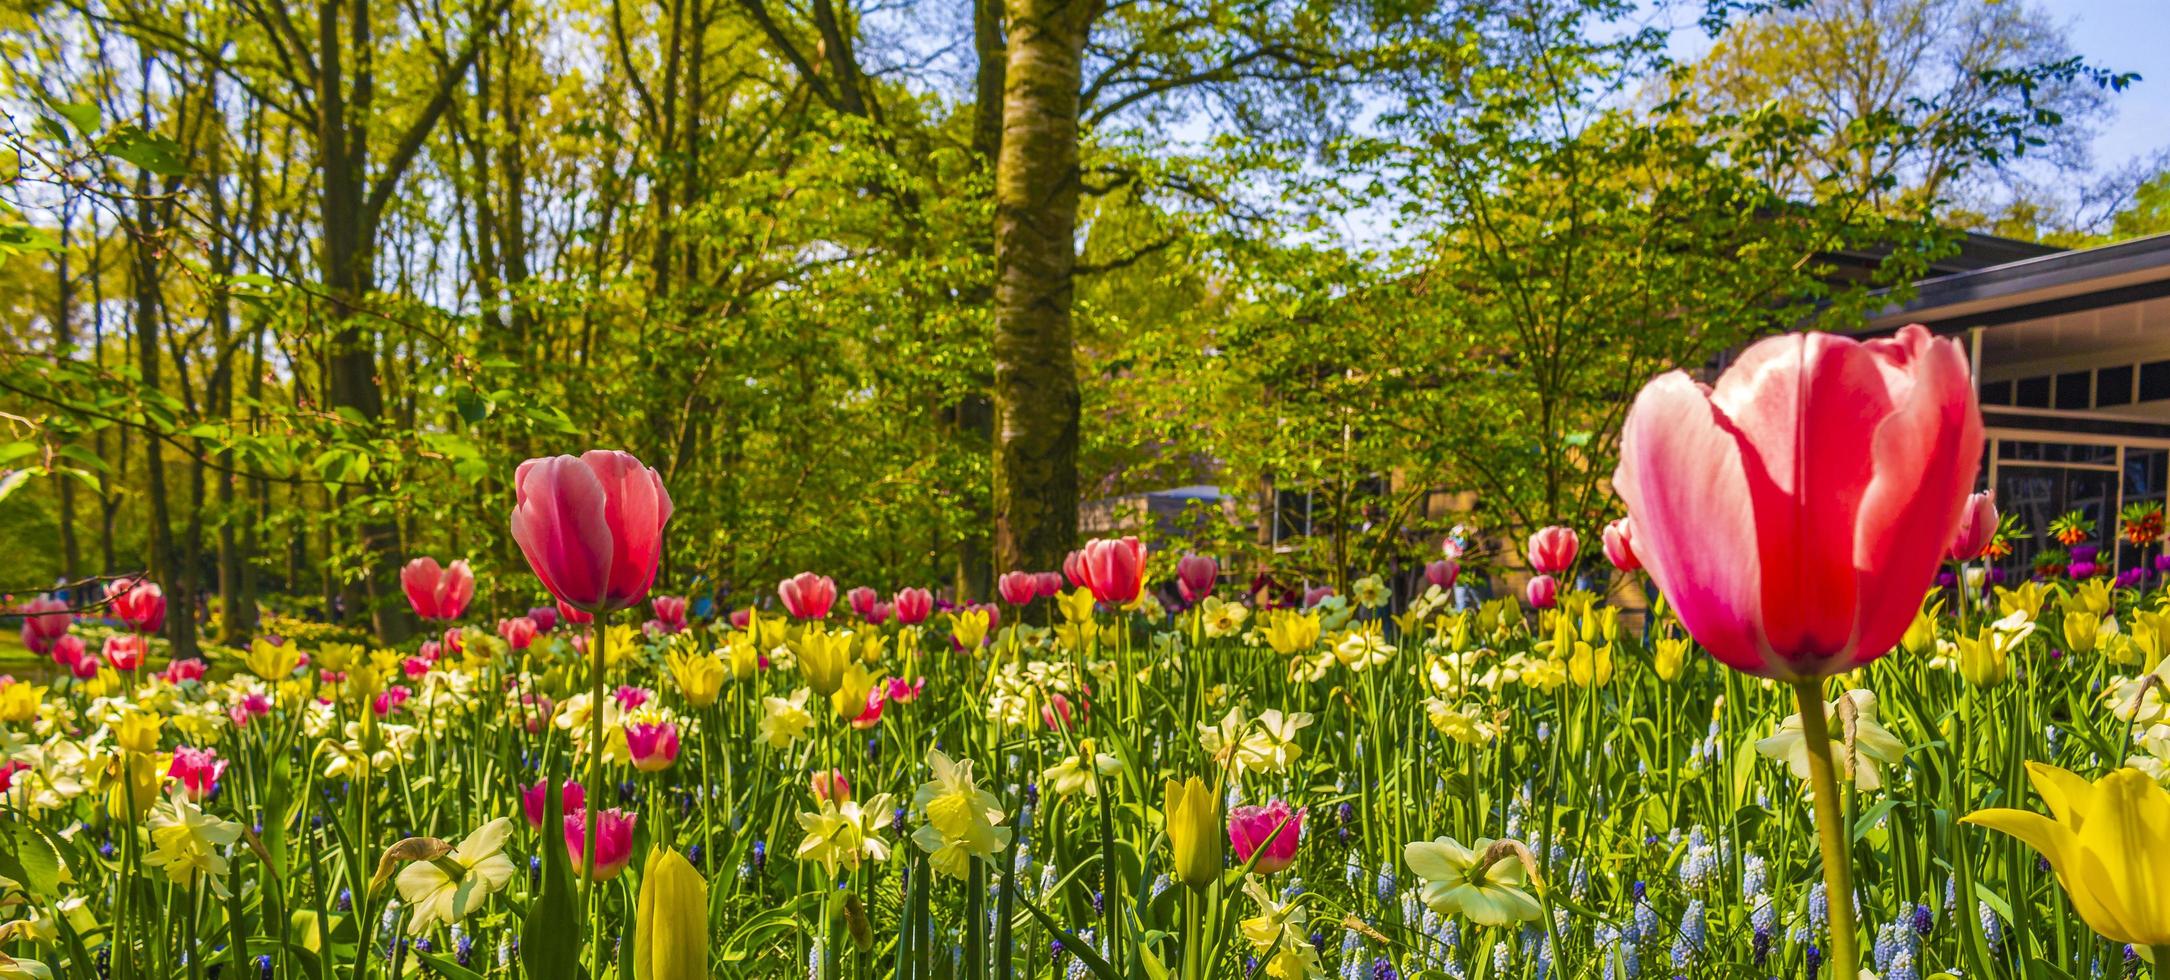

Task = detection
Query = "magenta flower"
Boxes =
[998,571,1039,606]
[400,557,476,621]
[109,579,166,634]
[167,746,227,802]
[1526,526,1579,576]
[1524,574,1558,610]
[846,586,879,621]
[779,572,837,620]
[1602,518,1641,572]
[1080,537,1147,606]
[892,587,933,626]
[510,451,673,614]
[565,807,638,880]
[624,720,680,772]
[524,779,586,830]
[1227,800,1304,874]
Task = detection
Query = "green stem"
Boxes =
[1793,678,1859,978]
[2153,946,2170,977]
[583,614,609,977]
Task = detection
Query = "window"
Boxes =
[2015,375,2051,408]
[2098,365,2134,406]
[2054,370,2091,410]
[1979,379,2013,405]
[2142,360,2170,402]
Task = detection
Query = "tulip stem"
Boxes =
[2155,946,2170,977]
[1793,678,1859,979]
[583,615,608,978]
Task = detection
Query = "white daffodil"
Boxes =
[394,818,518,934]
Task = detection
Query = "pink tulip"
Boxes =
[1946,491,1997,562]
[1301,586,1334,609]
[402,657,433,680]
[228,693,272,729]
[68,653,98,680]
[160,658,207,685]
[1176,554,1218,603]
[866,601,893,626]
[374,686,413,716]
[1041,692,1084,731]
[624,720,680,772]
[1612,324,1982,680]
[614,685,653,711]
[778,573,837,620]
[103,634,146,672]
[525,779,586,830]
[400,557,475,621]
[728,608,751,629]
[1602,518,1641,572]
[1034,572,1064,598]
[1524,574,1558,610]
[565,807,638,880]
[557,600,594,626]
[441,627,465,657]
[846,586,879,621]
[49,633,86,670]
[1081,537,1147,606]
[1227,800,1304,874]
[167,746,227,802]
[1526,526,1578,576]
[652,595,689,631]
[16,597,70,654]
[499,616,540,651]
[509,451,673,614]
[1062,550,1088,588]
[892,587,933,626]
[849,686,887,730]
[108,579,166,634]
[885,676,925,704]
[997,571,1039,606]
[1424,558,1459,591]
[528,605,560,632]
[418,640,442,662]
[811,769,852,804]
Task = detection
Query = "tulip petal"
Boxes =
[2075,770,2170,945]
[582,450,672,610]
[511,456,616,609]
[1614,371,1768,675]
[2025,761,2099,828]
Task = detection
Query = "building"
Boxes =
[1859,232,2170,574]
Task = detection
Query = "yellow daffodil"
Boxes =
[1331,628,1394,673]
[1964,763,2170,949]
[1238,877,1326,979]
[1199,597,1249,637]
[393,818,517,934]
[1041,738,1122,799]
[796,792,895,878]
[757,688,815,748]
[1422,699,1498,747]
[1404,836,1543,926]
[144,785,244,896]
[1162,776,1220,891]
[911,748,1010,878]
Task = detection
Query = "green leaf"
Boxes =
[522,778,582,980]
[0,821,64,897]
[51,101,100,134]
[99,124,188,176]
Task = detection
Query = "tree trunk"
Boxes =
[990,0,1092,572]
[130,167,197,658]
[52,203,81,583]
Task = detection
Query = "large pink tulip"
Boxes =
[1945,491,1998,562]
[1081,537,1147,606]
[400,557,476,621]
[778,573,837,620]
[108,579,165,634]
[1601,518,1640,572]
[1613,325,1982,680]
[892,587,932,625]
[509,451,673,613]
[1526,526,1578,576]
[1175,554,1218,603]
[1062,550,1088,588]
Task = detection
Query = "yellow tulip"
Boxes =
[104,751,165,823]
[724,636,762,679]
[1162,777,1221,891]
[1653,637,1687,682]
[245,638,303,680]
[667,651,726,708]
[1056,588,1097,624]
[1965,764,2170,949]
[315,643,363,673]
[791,627,854,698]
[0,682,47,723]
[634,847,709,980]
[1263,610,1321,656]
[115,710,165,754]
[1900,599,1942,657]
[830,664,878,719]
[950,609,991,652]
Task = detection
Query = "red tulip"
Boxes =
[846,586,879,621]
[108,579,166,634]
[523,779,585,830]
[778,572,837,620]
[1034,572,1064,598]
[997,571,1039,606]
[69,652,99,680]
[892,587,933,626]
[50,634,86,671]
[1612,324,1982,680]
[1062,550,1088,588]
[509,451,673,614]
[557,599,594,626]
[1524,574,1558,610]
[1601,518,1641,572]
[400,557,475,621]
[1526,526,1578,576]
[728,608,752,629]
[1081,537,1147,606]
[1424,559,1459,591]
[1176,554,1218,603]
[1946,491,1998,562]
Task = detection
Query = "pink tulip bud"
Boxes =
[1227,800,1304,874]
[1602,518,1641,572]
[510,451,672,614]
[997,571,1039,606]
[1035,572,1064,598]
[1424,559,1459,591]
[565,807,638,880]
[811,769,852,804]
[652,595,688,631]
[1526,526,1578,576]
[846,586,879,621]
[49,633,85,670]
[1946,491,1998,562]
[885,676,925,704]
[891,587,933,626]
[524,779,585,830]
[778,572,837,620]
[1081,537,1147,606]
[102,634,146,672]
[1062,550,1089,588]
[16,597,70,654]
[167,746,227,802]
[1176,554,1218,603]
[499,616,540,651]
[528,605,559,632]
[160,658,206,685]
[624,720,681,772]
[1524,574,1558,610]
[400,557,475,621]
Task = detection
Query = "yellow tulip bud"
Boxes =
[1162,777,1221,891]
[1653,637,1687,682]
[950,609,992,652]
[790,627,854,698]
[634,847,709,980]
[667,651,727,708]
[114,710,165,754]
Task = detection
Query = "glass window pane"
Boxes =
[2016,375,2051,408]
[2098,365,2134,406]
[2055,370,2092,410]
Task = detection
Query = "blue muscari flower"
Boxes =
[1371,955,1399,980]
[1913,902,1934,936]
[1741,853,1768,897]
[1491,941,1511,975]
[1980,900,2004,950]
[257,953,274,979]
[687,843,704,865]
[752,838,767,871]
[1809,882,1829,928]
[1805,943,1823,976]
[455,929,474,966]
[1375,860,1397,904]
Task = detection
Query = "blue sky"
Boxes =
[2062,0,2170,168]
